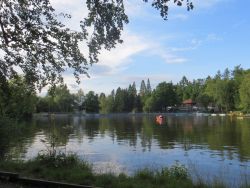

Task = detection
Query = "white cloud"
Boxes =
[161,54,188,64]
[192,0,229,9]
[150,48,188,64]
[124,0,164,21]
[171,14,189,21]
[50,0,88,31]
[95,32,150,74]
[206,33,222,41]
[62,29,190,94]
[124,0,148,18]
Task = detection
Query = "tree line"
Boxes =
[1,65,250,120]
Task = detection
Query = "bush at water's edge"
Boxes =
[0,153,233,188]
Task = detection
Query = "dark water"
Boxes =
[1,114,250,186]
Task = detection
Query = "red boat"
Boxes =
[156,115,164,125]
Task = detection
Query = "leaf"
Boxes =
[177,1,182,6]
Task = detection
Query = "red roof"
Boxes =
[182,99,195,104]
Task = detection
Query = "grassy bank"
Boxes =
[1,153,249,188]
[0,153,206,188]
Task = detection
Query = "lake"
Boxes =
[1,113,250,187]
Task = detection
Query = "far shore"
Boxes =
[33,112,250,118]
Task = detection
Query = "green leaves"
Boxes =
[0,0,87,90]
[144,0,193,20]
[239,73,250,112]
[0,75,37,119]
[0,0,193,90]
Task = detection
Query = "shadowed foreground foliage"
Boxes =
[0,153,222,188]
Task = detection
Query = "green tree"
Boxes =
[205,70,236,112]
[143,96,155,113]
[146,78,152,95]
[177,76,192,101]
[140,80,147,96]
[99,92,116,114]
[223,68,231,80]
[99,93,109,114]
[4,76,37,119]
[48,84,74,112]
[145,82,178,112]
[232,65,245,108]
[127,82,137,112]
[106,90,116,113]
[83,91,99,113]
[134,95,143,112]
[239,72,250,112]
[114,87,129,112]
[74,89,85,111]
[36,97,50,113]
[196,94,212,110]
[0,73,10,116]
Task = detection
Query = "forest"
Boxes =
[1,65,250,120]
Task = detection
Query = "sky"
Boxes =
[43,0,250,95]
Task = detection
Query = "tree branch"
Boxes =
[0,16,8,45]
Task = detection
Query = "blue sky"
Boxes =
[45,0,250,95]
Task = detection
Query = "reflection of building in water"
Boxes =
[183,119,193,133]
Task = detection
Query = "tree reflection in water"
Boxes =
[1,114,250,185]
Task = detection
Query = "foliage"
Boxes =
[146,78,152,95]
[83,91,99,113]
[73,89,85,111]
[143,95,155,112]
[36,84,75,113]
[36,152,81,168]
[0,157,201,188]
[0,0,87,89]
[196,93,212,109]
[142,82,178,112]
[0,155,93,186]
[36,96,50,113]
[99,93,108,114]
[135,163,188,181]
[114,87,129,112]
[99,92,116,114]
[49,84,74,112]
[168,163,188,179]
[205,70,237,112]
[35,67,250,114]
[0,0,192,90]
[177,76,192,101]
[239,72,250,112]
[0,75,37,119]
[140,80,147,96]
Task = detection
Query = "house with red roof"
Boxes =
[180,99,196,111]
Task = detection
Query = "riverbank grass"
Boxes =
[0,153,201,188]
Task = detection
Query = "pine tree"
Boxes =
[140,80,146,96]
[146,78,152,95]
[132,82,137,96]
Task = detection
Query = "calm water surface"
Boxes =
[1,114,250,186]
